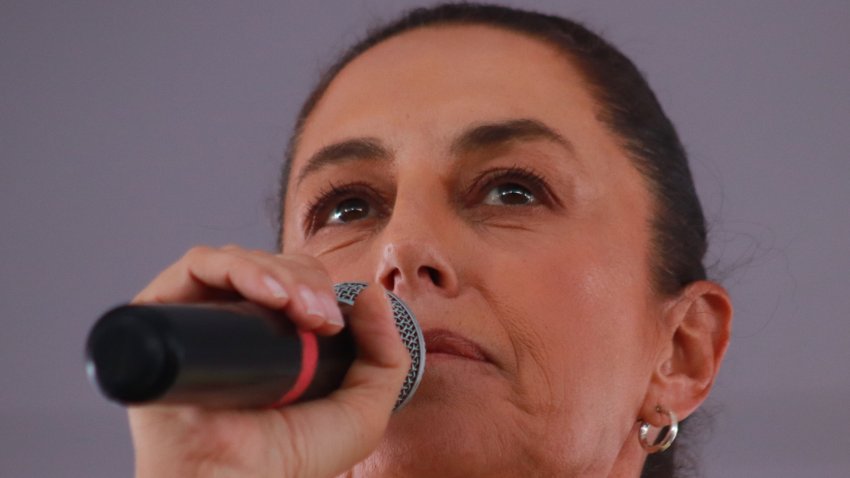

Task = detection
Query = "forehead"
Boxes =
[294,25,608,162]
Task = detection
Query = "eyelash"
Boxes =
[303,166,554,234]
[467,166,552,206]
[303,181,385,234]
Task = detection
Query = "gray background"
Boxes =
[2,1,848,476]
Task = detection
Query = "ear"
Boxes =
[640,280,733,426]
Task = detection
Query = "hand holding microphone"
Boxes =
[86,282,424,410]
[110,246,413,478]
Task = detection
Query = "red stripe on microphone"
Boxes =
[271,329,318,408]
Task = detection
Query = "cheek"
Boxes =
[486,236,656,445]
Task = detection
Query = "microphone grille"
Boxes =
[334,282,425,410]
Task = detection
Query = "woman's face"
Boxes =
[283,26,667,477]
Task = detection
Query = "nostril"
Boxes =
[377,266,399,293]
[425,267,442,287]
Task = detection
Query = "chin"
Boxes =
[360,409,494,477]
[352,366,518,478]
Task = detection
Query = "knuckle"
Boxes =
[288,253,325,269]
[274,266,296,286]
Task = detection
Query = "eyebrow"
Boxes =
[295,118,574,187]
[451,118,575,156]
[296,137,391,186]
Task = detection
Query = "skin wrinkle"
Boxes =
[474,284,526,381]
[314,230,375,257]
[503,306,554,416]
[505,336,566,477]
[475,277,567,474]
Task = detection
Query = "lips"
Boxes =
[423,328,489,362]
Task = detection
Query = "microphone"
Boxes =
[85,282,425,410]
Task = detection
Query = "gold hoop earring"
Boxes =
[638,406,678,453]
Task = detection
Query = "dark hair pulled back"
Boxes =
[277,3,709,476]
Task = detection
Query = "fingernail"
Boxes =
[262,275,288,300]
[298,286,326,320]
[319,293,345,327]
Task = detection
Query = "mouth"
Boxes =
[423,328,490,363]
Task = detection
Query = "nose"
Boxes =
[374,235,459,299]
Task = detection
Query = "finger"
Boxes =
[133,246,345,333]
[234,251,346,333]
[133,246,290,307]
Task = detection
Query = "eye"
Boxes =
[470,166,551,208]
[327,197,372,225]
[303,182,386,235]
[483,183,537,206]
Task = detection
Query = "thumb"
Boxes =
[272,285,410,478]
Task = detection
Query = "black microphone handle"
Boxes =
[85,282,426,410]
[86,301,355,409]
